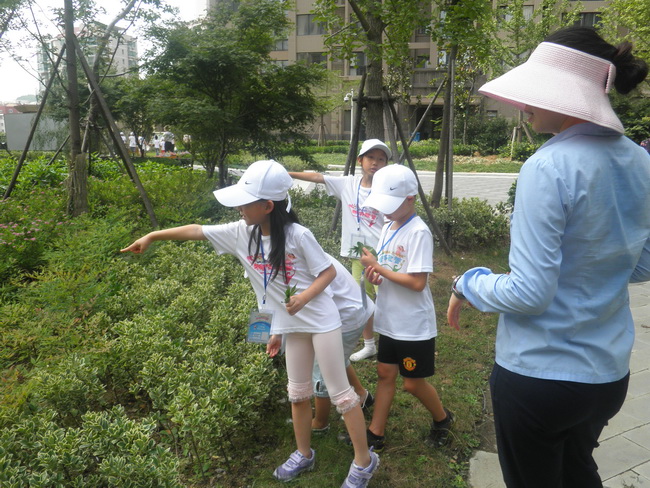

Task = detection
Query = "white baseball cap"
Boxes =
[358,139,392,160]
[363,164,418,214]
[213,160,293,207]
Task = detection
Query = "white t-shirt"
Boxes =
[202,221,342,335]
[327,255,374,332]
[373,215,437,341]
[323,175,385,258]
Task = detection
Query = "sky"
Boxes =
[0,0,207,103]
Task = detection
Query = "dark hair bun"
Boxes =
[612,42,648,94]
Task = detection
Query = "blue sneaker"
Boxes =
[273,449,315,482]
[340,449,379,488]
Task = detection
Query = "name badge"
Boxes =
[247,309,274,343]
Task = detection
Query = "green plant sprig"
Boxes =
[349,241,377,258]
[284,284,298,303]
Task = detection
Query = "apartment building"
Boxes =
[37,23,138,86]
[209,0,610,141]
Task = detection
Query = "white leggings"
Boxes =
[286,329,360,414]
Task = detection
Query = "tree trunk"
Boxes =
[64,0,88,216]
[364,13,384,140]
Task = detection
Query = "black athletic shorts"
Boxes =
[377,334,436,378]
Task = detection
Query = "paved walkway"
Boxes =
[292,168,518,208]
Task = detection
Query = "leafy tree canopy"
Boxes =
[143,0,326,185]
[599,0,650,70]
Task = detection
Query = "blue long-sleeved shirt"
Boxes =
[457,123,650,384]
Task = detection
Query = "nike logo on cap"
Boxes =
[389,186,397,190]
[244,181,252,185]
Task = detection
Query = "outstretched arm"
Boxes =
[120,224,206,254]
[288,171,325,184]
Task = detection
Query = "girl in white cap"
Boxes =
[448,27,650,487]
[290,139,392,362]
[121,160,379,487]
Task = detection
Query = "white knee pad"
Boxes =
[330,386,360,415]
[287,379,313,403]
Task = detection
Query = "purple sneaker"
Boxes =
[340,450,379,488]
[273,449,315,482]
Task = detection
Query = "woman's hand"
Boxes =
[447,294,464,331]
[266,334,282,357]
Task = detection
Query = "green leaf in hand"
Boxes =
[284,284,298,303]
[349,241,377,258]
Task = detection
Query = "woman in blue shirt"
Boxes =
[448,27,650,487]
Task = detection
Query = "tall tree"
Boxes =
[145,0,326,186]
[428,0,497,207]
[314,0,427,139]
[493,0,581,74]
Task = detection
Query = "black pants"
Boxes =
[490,363,629,488]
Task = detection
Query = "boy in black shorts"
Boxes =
[358,164,454,451]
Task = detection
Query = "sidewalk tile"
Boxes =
[596,436,650,481]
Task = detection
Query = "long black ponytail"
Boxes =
[248,199,300,283]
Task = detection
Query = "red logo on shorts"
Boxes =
[403,357,416,371]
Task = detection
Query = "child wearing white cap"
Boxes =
[448,27,650,487]
[121,160,379,487]
[353,164,454,452]
[290,139,392,362]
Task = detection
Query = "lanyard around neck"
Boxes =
[260,238,269,305]
[378,213,416,254]
[356,179,369,231]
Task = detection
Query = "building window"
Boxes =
[413,49,431,69]
[274,39,289,51]
[272,60,290,68]
[437,50,447,68]
[576,12,601,27]
[297,52,327,66]
[486,110,498,118]
[349,52,366,76]
[500,5,534,21]
[297,14,325,36]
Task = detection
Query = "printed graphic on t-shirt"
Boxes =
[247,252,296,284]
[348,203,381,229]
[378,245,406,272]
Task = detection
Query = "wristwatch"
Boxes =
[451,275,466,300]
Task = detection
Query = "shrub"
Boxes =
[31,354,106,426]
[103,242,282,476]
[429,197,510,251]
[461,115,512,155]
[0,156,68,193]
[0,187,70,280]
[0,406,183,487]
[499,141,541,162]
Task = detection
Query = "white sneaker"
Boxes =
[350,344,376,362]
